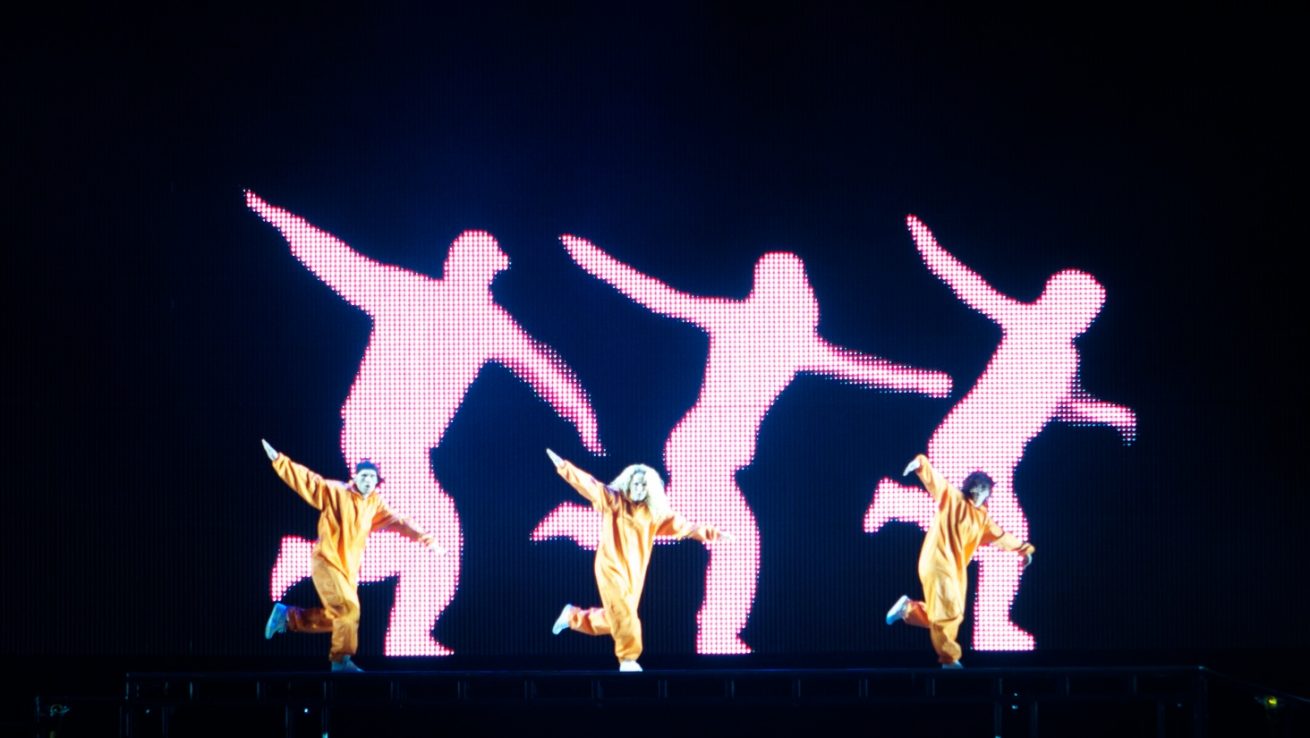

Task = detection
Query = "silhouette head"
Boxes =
[751,252,818,326]
[444,230,510,287]
[1037,269,1106,333]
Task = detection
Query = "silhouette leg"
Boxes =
[270,535,315,601]
[973,484,1033,650]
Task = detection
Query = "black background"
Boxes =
[7,2,1303,682]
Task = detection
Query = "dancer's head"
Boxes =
[444,230,510,286]
[352,459,380,497]
[610,464,671,520]
[961,471,994,507]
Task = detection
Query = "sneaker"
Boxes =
[552,604,575,635]
[941,661,963,670]
[885,595,910,625]
[264,603,288,639]
[331,656,364,673]
[618,660,642,672]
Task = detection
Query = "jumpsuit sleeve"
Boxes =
[373,501,434,543]
[913,454,956,505]
[372,500,400,534]
[271,453,331,510]
[556,459,613,511]
[982,516,1035,556]
[655,513,721,541]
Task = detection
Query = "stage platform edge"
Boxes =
[17,664,1295,737]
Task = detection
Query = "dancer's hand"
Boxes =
[262,439,278,461]
[418,533,447,555]
[704,527,735,543]
[546,448,565,468]
[902,456,922,476]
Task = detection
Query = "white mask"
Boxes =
[626,470,649,503]
[353,469,379,497]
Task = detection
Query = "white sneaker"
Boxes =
[885,595,910,625]
[264,603,288,639]
[552,604,575,635]
[619,660,642,672]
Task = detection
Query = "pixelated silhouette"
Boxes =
[535,235,951,653]
[865,215,1136,650]
[249,191,602,655]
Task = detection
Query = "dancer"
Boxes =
[866,215,1135,649]
[248,191,603,655]
[535,235,951,653]
[884,454,1033,668]
[545,449,729,672]
[260,439,443,672]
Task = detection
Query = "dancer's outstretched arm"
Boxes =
[907,215,1016,320]
[903,453,953,505]
[247,190,422,313]
[262,438,329,510]
[375,511,447,554]
[547,449,612,510]
[561,235,721,327]
[983,519,1035,568]
[499,328,604,454]
[806,339,952,397]
[657,515,734,543]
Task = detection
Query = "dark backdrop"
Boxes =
[7,4,1302,669]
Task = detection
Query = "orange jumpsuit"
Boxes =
[904,454,1035,664]
[272,453,427,661]
[555,460,716,661]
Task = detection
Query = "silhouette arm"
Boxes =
[246,190,420,312]
[1058,389,1137,443]
[906,215,1016,319]
[561,235,716,326]
[499,321,604,454]
[807,339,952,397]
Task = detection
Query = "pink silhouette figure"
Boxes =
[534,235,952,653]
[864,215,1136,650]
[248,191,603,656]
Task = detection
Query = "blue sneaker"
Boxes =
[885,595,910,625]
[552,604,575,635]
[264,603,288,639]
[331,656,364,673]
[942,661,963,669]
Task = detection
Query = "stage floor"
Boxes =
[21,663,1306,738]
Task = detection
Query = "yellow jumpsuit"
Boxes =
[555,460,716,661]
[905,454,1035,664]
[272,453,427,662]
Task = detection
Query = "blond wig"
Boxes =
[609,463,673,523]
